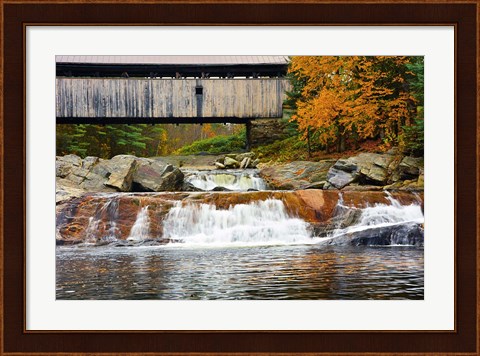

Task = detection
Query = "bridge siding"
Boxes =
[56,78,288,119]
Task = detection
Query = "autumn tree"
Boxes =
[287,56,420,153]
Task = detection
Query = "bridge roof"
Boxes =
[56,56,289,78]
[56,55,289,65]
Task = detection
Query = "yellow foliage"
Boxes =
[288,56,417,151]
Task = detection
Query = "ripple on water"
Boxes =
[56,244,423,300]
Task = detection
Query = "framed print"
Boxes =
[2,1,478,355]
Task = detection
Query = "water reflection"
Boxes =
[56,245,423,300]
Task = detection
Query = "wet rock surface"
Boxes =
[56,189,423,245]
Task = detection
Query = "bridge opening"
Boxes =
[56,123,247,159]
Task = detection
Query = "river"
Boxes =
[56,169,424,300]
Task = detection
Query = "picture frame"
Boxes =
[1,1,478,354]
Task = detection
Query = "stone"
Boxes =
[397,156,424,179]
[235,152,255,162]
[133,161,184,192]
[326,152,397,188]
[56,160,73,178]
[82,156,99,170]
[181,182,204,192]
[105,155,138,191]
[240,157,251,169]
[214,162,225,169]
[260,160,335,190]
[55,179,86,204]
[211,186,231,191]
[301,181,326,190]
[327,168,358,189]
[250,118,289,148]
[60,154,82,167]
[224,157,240,168]
[249,159,260,168]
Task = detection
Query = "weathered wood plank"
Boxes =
[56,78,289,119]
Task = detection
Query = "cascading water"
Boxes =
[184,169,267,191]
[84,196,120,243]
[162,199,315,246]
[127,206,150,241]
[327,192,424,246]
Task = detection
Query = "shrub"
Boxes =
[174,130,246,155]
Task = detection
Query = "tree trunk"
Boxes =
[307,127,312,158]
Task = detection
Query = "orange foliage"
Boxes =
[288,56,417,151]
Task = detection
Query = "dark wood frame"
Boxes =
[1,1,478,354]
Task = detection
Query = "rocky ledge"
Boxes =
[56,154,185,204]
[260,150,423,191]
[56,189,423,245]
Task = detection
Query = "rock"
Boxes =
[326,152,398,188]
[325,223,424,246]
[211,186,231,191]
[133,161,184,192]
[181,182,204,192]
[249,159,260,168]
[60,154,82,167]
[342,184,383,191]
[240,157,251,169]
[235,152,255,162]
[397,156,424,179]
[327,168,358,189]
[56,190,423,244]
[224,157,240,168]
[260,160,335,190]
[55,179,86,204]
[215,157,225,164]
[214,162,225,169]
[301,181,326,190]
[82,156,99,170]
[250,118,289,147]
[56,160,73,178]
[105,155,138,192]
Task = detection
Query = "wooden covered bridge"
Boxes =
[56,56,291,148]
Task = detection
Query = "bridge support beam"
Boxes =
[246,120,252,151]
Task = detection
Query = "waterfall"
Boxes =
[127,206,150,241]
[184,169,267,191]
[84,196,120,243]
[163,199,314,246]
[327,192,424,246]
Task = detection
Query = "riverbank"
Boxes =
[56,149,423,202]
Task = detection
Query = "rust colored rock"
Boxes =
[56,190,423,245]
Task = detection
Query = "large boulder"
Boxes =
[105,155,138,192]
[56,154,82,178]
[326,166,358,189]
[397,156,424,180]
[224,157,240,168]
[133,160,184,192]
[326,152,403,188]
[260,160,335,190]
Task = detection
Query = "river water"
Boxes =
[56,244,423,300]
[56,169,424,300]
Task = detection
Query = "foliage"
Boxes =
[174,129,246,155]
[400,57,424,156]
[286,56,423,153]
[56,124,168,158]
[253,136,310,163]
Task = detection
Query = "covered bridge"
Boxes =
[56,56,291,147]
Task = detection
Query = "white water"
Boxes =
[184,170,267,191]
[84,198,120,243]
[127,206,150,241]
[330,193,424,237]
[162,199,315,247]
